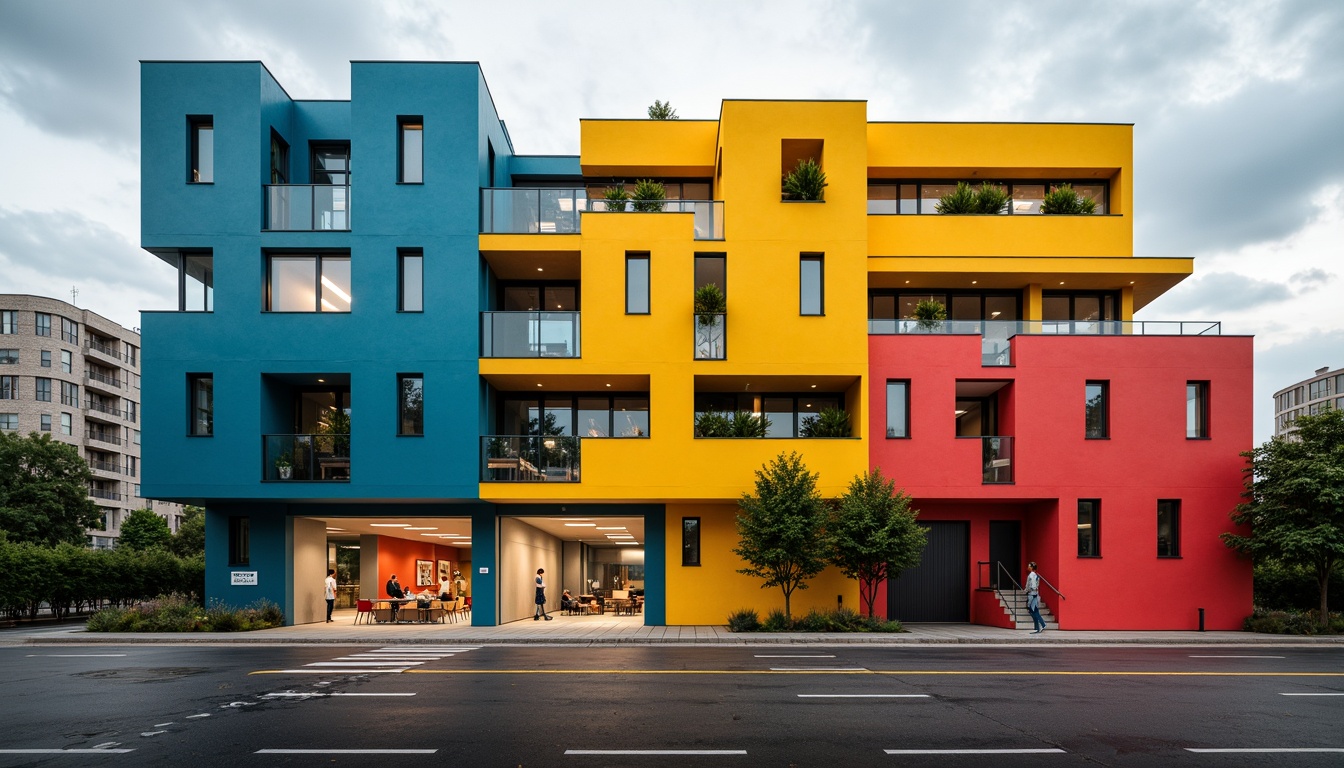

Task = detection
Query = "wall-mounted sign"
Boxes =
[231,571,258,586]
[478,567,489,574]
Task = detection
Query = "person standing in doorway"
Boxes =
[1025,561,1046,634]
[534,568,553,621]
[324,569,337,623]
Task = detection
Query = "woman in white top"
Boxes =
[1025,561,1046,634]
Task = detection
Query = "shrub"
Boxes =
[1041,183,1097,215]
[602,184,630,212]
[761,608,792,632]
[800,407,851,438]
[726,608,761,632]
[631,179,667,212]
[730,410,770,438]
[695,410,732,438]
[86,593,284,633]
[1254,560,1344,612]
[913,299,947,329]
[935,182,978,214]
[782,158,827,201]
[1243,607,1344,635]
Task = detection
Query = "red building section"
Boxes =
[869,332,1254,630]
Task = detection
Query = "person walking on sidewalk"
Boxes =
[1025,561,1046,634]
[534,568,553,621]
[324,569,337,623]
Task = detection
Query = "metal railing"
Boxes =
[85,370,121,389]
[87,458,121,473]
[88,488,122,501]
[480,312,580,358]
[977,560,1067,625]
[978,436,1013,484]
[264,184,351,231]
[869,320,1222,366]
[694,314,726,360]
[85,398,123,419]
[84,339,125,361]
[263,433,350,482]
[86,431,121,446]
[480,435,581,483]
[480,188,725,240]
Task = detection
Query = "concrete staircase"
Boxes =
[996,588,1059,630]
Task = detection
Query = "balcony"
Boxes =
[85,398,124,421]
[264,184,350,231]
[85,369,122,392]
[481,312,580,358]
[263,434,350,482]
[868,320,1223,366]
[480,188,724,240]
[481,436,581,483]
[694,314,726,360]
[85,431,122,447]
[87,458,121,476]
[88,487,122,502]
[977,436,1014,484]
[83,338,125,362]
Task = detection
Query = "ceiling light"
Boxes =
[564,523,597,527]
[605,383,611,387]
[954,409,967,415]
[810,384,816,388]
[971,280,977,285]
[537,383,543,387]
[560,518,593,521]
[990,311,1001,318]
[317,378,325,383]
[537,267,544,272]
[595,526,626,530]
[1059,281,1065,285]
[404,527,437,531]
[607,535,634,539]
[614,541,640,545]
[371,523,410,527]
[326,528,345,532]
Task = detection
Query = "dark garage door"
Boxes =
[887,521,969,622]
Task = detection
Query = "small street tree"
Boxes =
[118,508,172,551]
[169,505,206,558]
[829,468,927,617]
[0,432,101,547]
[1224,408,1344,626]
[734,452,828,618]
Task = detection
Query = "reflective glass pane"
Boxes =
[271,257,316,311]
[577,398,610,437]
[401,125,422,183]
[866,184,896,214]
[920,184,958,214]
[193,124,213,183]
[543,399,573,436]
[1042,296,1071,322]
[694,255,726,291]
[626,256,649,314]
[1012,184,1044,214]
[871,295,896,320]
[613,397,649,437]
[951,295,981,321]
[401,255,423,312]
[800,257,823,315]
[763,397,794,438]
[985,295,1017,322]
[1073,183,1106,214]
[320,257,351,312]
[899,184,918,214]
[184,254,214,312]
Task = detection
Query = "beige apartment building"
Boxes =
[1273,365,1344,438]
[0,294,181,548]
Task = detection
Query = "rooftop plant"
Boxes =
[647,100,679,120]
[913,299,947,330]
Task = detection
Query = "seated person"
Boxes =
[385,575,405,599]
[416,587,435,605]
[439,578,454,602]
[560,589,579,612]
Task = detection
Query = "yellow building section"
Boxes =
[581,119,718,177]
[663,503,861,625]
[869,213,1131,259]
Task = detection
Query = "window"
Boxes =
[682,517,701,566]
[35,377,51,402]
[501,394,649,438]
[1077,499,1100,557]
[1042,292,1118,328]
[399,250,423,312]
[398,117,423,184]
[40,351,51,368]
[126,456,137,478]
[0,414,16,431]
[60,381,78,407]
[131,428,140,445]
[886,380,910,438]
[269,131,289,184]
[800,254,824,315]
[0,311,14,334]
[177,252,214,311]
[40,414,51,432]
[35,313,51,337]
[398,374,424,436]
[0,349,15,364]
[1085,381,1108,438]
[866,180,1107,215]
[228,516,250,566]
[1187,381,1209,439]
[1157,500,1181,557]
[125,344,138,367]
[267,254,351,312]
[61,317,78,344]
[124,399,137,423]
[189,116,214,183]
[189,375,213,436]
[0,376,15,399]
[60,412,72,435]
[626,253,650,314]
[60,350,72,373]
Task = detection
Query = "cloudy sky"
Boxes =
[1,0,1340,444]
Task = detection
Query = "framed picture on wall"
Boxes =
[416,559,435,587]
[437,559,451,585]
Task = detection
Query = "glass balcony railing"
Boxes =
[481,312,580,358]
[481,435,581,483]
[694,314,726,360]
[979,436,1014,484]
[264,185,351,231]
[480,189,724,240]
[263,433,350,482]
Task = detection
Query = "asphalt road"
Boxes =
[0,645,1341,766]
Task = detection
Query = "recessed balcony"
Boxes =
[85,369,122,393]
[481,312,580,358]
[480,188,724,240]
[481,435,581,483]
[264,184,351,231]
[263,433,350,482]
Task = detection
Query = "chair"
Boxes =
[425,600,445,624]
[353,599,374,625]
[461,596,471,621]
[372,601,393,624]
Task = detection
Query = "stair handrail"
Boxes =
[995,561,1023,624]
[1037,572,1066,601]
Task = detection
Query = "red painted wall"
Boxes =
[375,537,462,596]
[869,333,1254,630]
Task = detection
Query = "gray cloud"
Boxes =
[1143,271,1292,317]
[1289,268,1334,288]
[1254,329,1344,444]
[0,206,168,293]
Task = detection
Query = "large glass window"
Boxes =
[800,254,823,316]
[1085,381,1108,439]
[501,394,648,438]
[886,380,909,438]
[180,253,213,312]
[867,180,1107,215]
[682,517,701,566]
[1187,381,1209,439]
[60,381,78,406]
[1078,500,1100,557]
[0,376,15,400]
[0,311,15,334]
[1157,500,1181,558]
[0,414,16,431]
[35,313,51,337]
[399,250,423,312]
[60,350,72,373]
[398,117,423,184]
[189,116,213,183]
[35,377,51,402]
[398,374,423,436]
[60,412,72,435]
[189,374,213,436]
[60,317,78,344]
[267,254,351,312]
[626,253,649,314]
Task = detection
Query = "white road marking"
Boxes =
[565,750,748,755]
[798,694,929,698]
[1187,748,1344,753]
[885,749,1066,755]
[378,646,479,651]
[306,661,424,667]
[755,655,836,658]
[185,714,210,719]
[1281,693,1344,696]
[27,654,127,657]
[331,657,434,662]
[92,743,121,750]
[769,667,867,671]
[153,723,173,727]
[140,731,166,737]
[0,749,135,754]
[1188,655,1285,659]
[256,749,438,754]
[263,692,417,698]
[272,669,406,674]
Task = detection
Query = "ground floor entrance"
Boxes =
[888,521,970,622]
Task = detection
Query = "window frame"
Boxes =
[1084,380,1109,439]
[799,253,824,316]
[0,375,17,400]
[866,179,1109,215]
[0,310,15,335]
[397,373,424,437]
[228,516,250,566]
[397,116,424,185]
[188,374,214,437]
[886,379,910,438]
[178,252,214,312]
[35,313,51,337]
[35,377,52,403]
[265,252,352,313]
[1187,381,1210,439]
[1157,499,1181,558]
[398,249,424,313]
[625,252,650,315]
[188,115,214,184]
[682,516,701,566]
[1077,499,1101,558]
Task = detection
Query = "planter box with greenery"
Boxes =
[935,181,1011,214]
[782,158,827,202]
[1041,183,1098,215]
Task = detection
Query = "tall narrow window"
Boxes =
[0,376,15,399]
[800,254,824,315]
[189,374,213,436]
[398,374,424,436]
[399,250,424,312]
[269,131,289,184]
[35,377,51,402]
[0,311,14,334]
[60,412,72,436]
[189,116,214,183]
[228,516,250,566]
[41,351,51,368]
[1157,500,1181,557]
[1077,499,1100,557]
[1187,381,1209,438]
[399,117,423,184]
[61,350,72,373]
[1085,381,1109,438]
[40,414,51,432]
[626,253,650,314]
[180,252,214,312]
[682,517,701,566]
[35,313,51,337]
[61,317,78,344]
[886,380,910,438]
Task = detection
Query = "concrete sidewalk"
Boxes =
[4,610,1342,647]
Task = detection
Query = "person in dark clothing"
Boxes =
[534,568,552,621]
[385,574,405,622]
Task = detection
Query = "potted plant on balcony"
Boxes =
[602,184,630,212]
[800,407,851,438]
[913,299,947,331]
[782,158,827,201]
[935,182,1010,214]
[275,452,293,481]
[631,179,667,212]
[317,409,351,457]
[1041,183,1097,215]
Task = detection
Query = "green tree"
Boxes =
[170,505,206,558]
[118,508,172,551]
[647,100,678,120]
[734,452,829,618]
[0,432,101,546]
[829,469,927,617]
[1224,408,1344,626]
